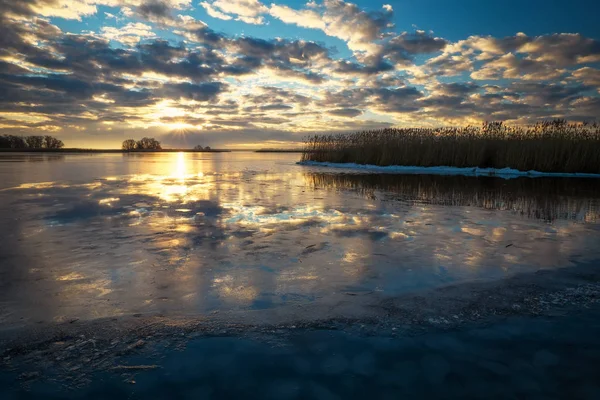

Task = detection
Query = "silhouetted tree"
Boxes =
[135,137,161,150]
[204,146,211,150]
[193,145,204,151]
[25,136,44,148]
[0,135,63,149]
[0,135,26,148]
[44,135,64,149]
[122,139,137,151]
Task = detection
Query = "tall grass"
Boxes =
[301,121,600,173]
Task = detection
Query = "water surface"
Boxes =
[1,152,599,327]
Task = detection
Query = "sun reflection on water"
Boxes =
[175,152,187,180]
[121,153,214,204]
[4,153,600,324]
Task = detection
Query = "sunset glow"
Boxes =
[1,1,599,148]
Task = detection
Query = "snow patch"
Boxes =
[297,161,600,179]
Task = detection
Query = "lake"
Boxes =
[1,152,599,326]
[1,152,600,398]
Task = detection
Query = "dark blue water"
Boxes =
[3,307,600,400]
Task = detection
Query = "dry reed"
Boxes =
[301,120,600,173]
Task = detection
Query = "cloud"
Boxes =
[373,87,423,113]
[434,82,480,96]
[508,82,589,107]
[200,0,268,25]
[0,0,193,21]
[1,0,600,146]
[327,108,362,117]
[332,58,393,76]
[268,4,325,30]
[200,1,232,21]
[269,0,393,56]
[420,32,600,88]
[446,33,600,73]
[160,82,227,101]
[30,0,98,21]
[382,31,447,64]
[137,0,172,21]
[100,22,155,46]
[572,67,600,89]
[317,86,424,116]
[423,52,473,78]
[519,33,600,66]
[471,53,566,81]
[569,97,600,120]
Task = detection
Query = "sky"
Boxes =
[1,0,599,149]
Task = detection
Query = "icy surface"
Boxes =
[298,161,600,178]
[0,152,599,327]
[6,310,600,399]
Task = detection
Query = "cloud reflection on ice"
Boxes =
[1,153,599,327]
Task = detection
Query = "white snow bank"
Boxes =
[297,161,600,179]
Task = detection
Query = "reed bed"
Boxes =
[301,121,600,173]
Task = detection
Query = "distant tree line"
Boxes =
[122,137,162,151]
[193,145,211,151]
[0,135,64,149]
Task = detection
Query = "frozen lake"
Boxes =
[2,152,600,398]
[0,152,600,328]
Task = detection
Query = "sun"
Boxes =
[151,99,206,133]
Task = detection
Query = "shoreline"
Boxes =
[298,161,600,178]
